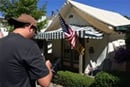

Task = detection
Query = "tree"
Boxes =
[124,16,130,20]
[125,29,130,49]
[0,0,47,32]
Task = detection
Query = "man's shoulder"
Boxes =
[7,33,37,47]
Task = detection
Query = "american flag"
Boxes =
[58,14,76,49]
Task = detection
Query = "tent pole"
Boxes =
[79,53,83,74]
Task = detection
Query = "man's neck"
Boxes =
[13,28,27,38]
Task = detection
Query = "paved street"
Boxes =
[36,83,63,87]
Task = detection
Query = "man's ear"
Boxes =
[28,24,32,29]
[28,24,33,32]
[29,28,34,33]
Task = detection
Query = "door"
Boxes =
[62,40,79,72]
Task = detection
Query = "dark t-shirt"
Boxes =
[0,33,49,87]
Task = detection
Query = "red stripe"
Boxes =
[64,28,76,49]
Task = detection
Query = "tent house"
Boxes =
[35,0,130,74]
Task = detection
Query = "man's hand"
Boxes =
[37,60,53,87]
[45,60,52,71]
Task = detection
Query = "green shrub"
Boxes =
[92,71,120,87]
[53,71,130,87]
[108,71,130,87]
[53,71,94,87]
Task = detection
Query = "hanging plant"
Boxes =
[114,47,130,63]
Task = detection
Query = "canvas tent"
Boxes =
[36,0,130,39]
[36,0,130,74]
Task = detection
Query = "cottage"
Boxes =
[35,0,130,74]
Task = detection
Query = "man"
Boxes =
[0,14,53,87]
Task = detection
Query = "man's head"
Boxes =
[8,14,37,38]
[8,14,37,27]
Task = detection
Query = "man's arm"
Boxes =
[38,60,53,87]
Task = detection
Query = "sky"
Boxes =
[38,0,130,17]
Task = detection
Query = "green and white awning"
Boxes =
[115,25,130,31]
[35,25,103,40]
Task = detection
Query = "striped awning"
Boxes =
[35,25,103,40]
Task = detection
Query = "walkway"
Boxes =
[36,83,63,87]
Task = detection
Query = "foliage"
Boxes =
[53,71,94,87]
[108,71,130,87]
[92,71,130,87]
[0,0,47,32]
[114,46,130,63]
[124,15,130,19]
[53,71,130,87]
[125,29,130,49]
[91,71,120,87]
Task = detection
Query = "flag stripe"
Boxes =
[58,14,85,54]
[59,14,76,49]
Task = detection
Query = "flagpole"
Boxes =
[78,31,85,74]
[79,53,83,74]
[58,14,85,74]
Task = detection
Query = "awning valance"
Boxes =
[35,25,103,40]
[115,25,130,31]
